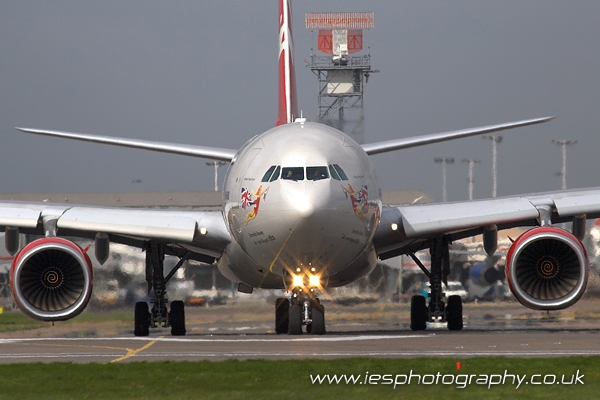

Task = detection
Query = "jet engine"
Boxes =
[505,226,588,310]
[10,237,94,321]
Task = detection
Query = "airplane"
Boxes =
[5,0,595,336]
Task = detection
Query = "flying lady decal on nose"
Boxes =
[341,183,369,222]
[241,185,270,225]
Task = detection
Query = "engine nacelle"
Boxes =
[10,237,94,321]
[506,226,588,310]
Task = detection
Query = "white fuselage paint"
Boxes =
[219,121,381,289]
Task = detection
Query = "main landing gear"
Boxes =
[409,236,463,331]
[134,242,188,337]
[275,288,326,335]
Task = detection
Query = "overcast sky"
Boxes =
[2,1,600,202]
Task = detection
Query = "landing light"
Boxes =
[290,272,321,289]
[309,274,320,287]
[199,227,208,235]
[391,223,398,231]
[292,274,304,288]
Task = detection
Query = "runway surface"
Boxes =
[2,299,600,363]
[1,330,600,364]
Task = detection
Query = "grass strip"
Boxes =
[0,357,597,399]
[0,313,44,332]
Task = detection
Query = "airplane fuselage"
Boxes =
[219,121,381,289]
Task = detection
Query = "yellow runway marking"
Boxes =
[108,337,161,364]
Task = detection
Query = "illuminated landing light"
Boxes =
[293,274,304,288]
[290,271,322,290]
[309,274,320,287]
[391,223,398,231]
[199,227,208,235]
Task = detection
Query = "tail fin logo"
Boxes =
[276,0,298,126]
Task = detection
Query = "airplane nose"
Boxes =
[275,180,371,277]
[291,191,315,218]
[281,182,330,219]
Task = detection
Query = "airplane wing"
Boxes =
[16,127,238,162]
[361,116,554,155]
[0,201,230,260]
[374,187,600,259]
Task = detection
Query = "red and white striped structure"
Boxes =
[305,12,374,29]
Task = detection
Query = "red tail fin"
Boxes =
[276,0,298,126]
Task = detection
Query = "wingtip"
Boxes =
[15,127,45,135]
[526,116,556,125]
[15,127,38,134]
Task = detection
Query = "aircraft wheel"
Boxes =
[446,295,463,331]
[170,300,186,336]
[410,295,427,331]
[288,304,302,335]
[134,301,150,337]
[275,297,290,334]
[309,300,326,335]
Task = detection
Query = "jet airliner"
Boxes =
[6,1,597,335]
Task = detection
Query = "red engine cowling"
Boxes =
[10,237,94,321]
[505,226,588,310]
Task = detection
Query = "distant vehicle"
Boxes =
[91,279,121,308]
[444,281,468,302]
[185,288,223,307]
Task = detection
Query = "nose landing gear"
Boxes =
[275,288,326,335]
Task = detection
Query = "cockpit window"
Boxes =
[282,167,304,181]
[307,166,329,181]
[329,165,341,180]
[261,165,277,182]
[333,164,349,180]
[269,166,281,182]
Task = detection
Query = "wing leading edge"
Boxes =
[361,116,554,156]
[374,188,600,259]
[16,127,237,162]
[0,201,230,259]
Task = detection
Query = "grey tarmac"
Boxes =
[2,299,600,363]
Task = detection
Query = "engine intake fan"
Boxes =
[506,226,588,310]
[10,237,93,321]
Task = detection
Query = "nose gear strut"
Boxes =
[275,281,326,335]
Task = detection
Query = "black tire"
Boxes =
[446,295,463,331]
[309,301,326,335]
[134,301,150,337]
[288,304,302,335]
[410,295,427,331]
[275,298,290,334]
[170,300,186,336]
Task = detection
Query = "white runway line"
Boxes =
[0,334,434,344]
[1,350,599,361]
